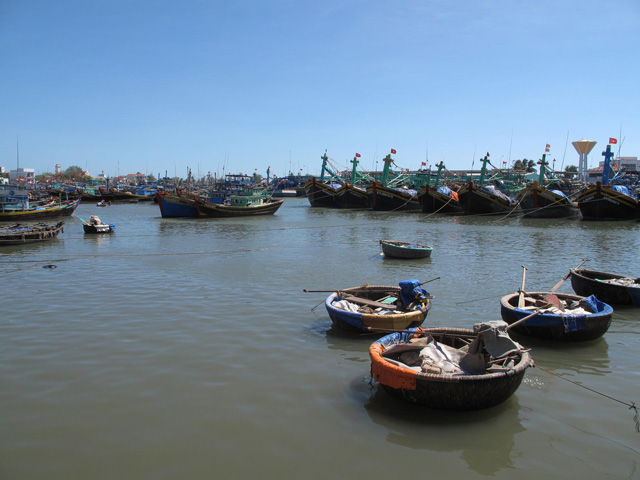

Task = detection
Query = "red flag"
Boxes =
[545,144,550,152]
[609,137,618,144]
[390,149,396,154]
[355,153,361,157]
[486,152,490,157]
[421,162,426,166]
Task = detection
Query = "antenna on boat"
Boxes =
[560,130,569,172]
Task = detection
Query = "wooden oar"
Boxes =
[506,310,539,330]
[518,266,527,309]
[549,259,588,293]
[544,259,589,309]
[303,276,440,293]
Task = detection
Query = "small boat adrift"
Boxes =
[325,280,432,333]
[370,322,532,410]
[380,240,432,259]
[83,215,115,234]
[500,291,613,342]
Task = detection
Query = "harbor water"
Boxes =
[2,198,639,479]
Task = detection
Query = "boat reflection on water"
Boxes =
[356,376,525,476]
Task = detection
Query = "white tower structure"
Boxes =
[571,140,597,183]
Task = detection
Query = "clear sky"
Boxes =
[1,0,638,180]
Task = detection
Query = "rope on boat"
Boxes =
[538,365,639,433]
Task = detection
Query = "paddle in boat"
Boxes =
[570,268,640,306]
[320,279,432,333]
[83,215,115,234]
[0,221,65,245]
[369,322,532,410]
[380,240,432,259]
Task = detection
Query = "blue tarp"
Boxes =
[399,279,429,307]
[611,185,634,198]
[437,186,452,196]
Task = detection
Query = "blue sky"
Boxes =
[1,0,638,180]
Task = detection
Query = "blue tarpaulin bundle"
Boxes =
[399,279,429,307]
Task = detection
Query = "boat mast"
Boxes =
[350,154,359,184]
[601,144,614,186]
[434,161,445,187]
[380,153,393,186]
[537,154,548,185]
[478,154,490,186]
[319,151,328,181]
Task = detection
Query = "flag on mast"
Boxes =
[609,138,618,144]
[390,149,396,154]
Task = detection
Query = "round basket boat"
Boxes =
[570,268,640,306]
[369,326,531,410]
[325,282,431,333]
[500,291,613,342]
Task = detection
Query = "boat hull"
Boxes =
[0,222,64,245]
[325,285,431,333]
[0,198,79,222]
[380,240,432,259]
[576,183,639,220]
[570,268,640,306]
[335,184,369,209]
[500,292,613,341]
[83,223,115,234]
[156,194,199,218]
[457,183,517,216]
[304,178,338,207]
[195,199,284,218]
[418,186,463,215]
[370,327,531,410]
[518,185,579,218]
[366,183,420,211]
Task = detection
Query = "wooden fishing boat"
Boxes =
[380,240,432,259]
[458,182,518,216]
[0,197,79,222]
[0,222,64,245]
[518,182,579,218]
[366,182,421,211]
[324,280,432,333]
[576,182,639,220]
[418,184,463,215]
[303,177,340,207]
[517,155,579,218]
[570,268,640,306]
[576,145,640,220]
[417,162,463,215]
[457,155,519,216]
[369,323,532,410]
[156,192,199,218]
[500,291,613,341]
[194,188,284,218]
[83,215,115,234]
